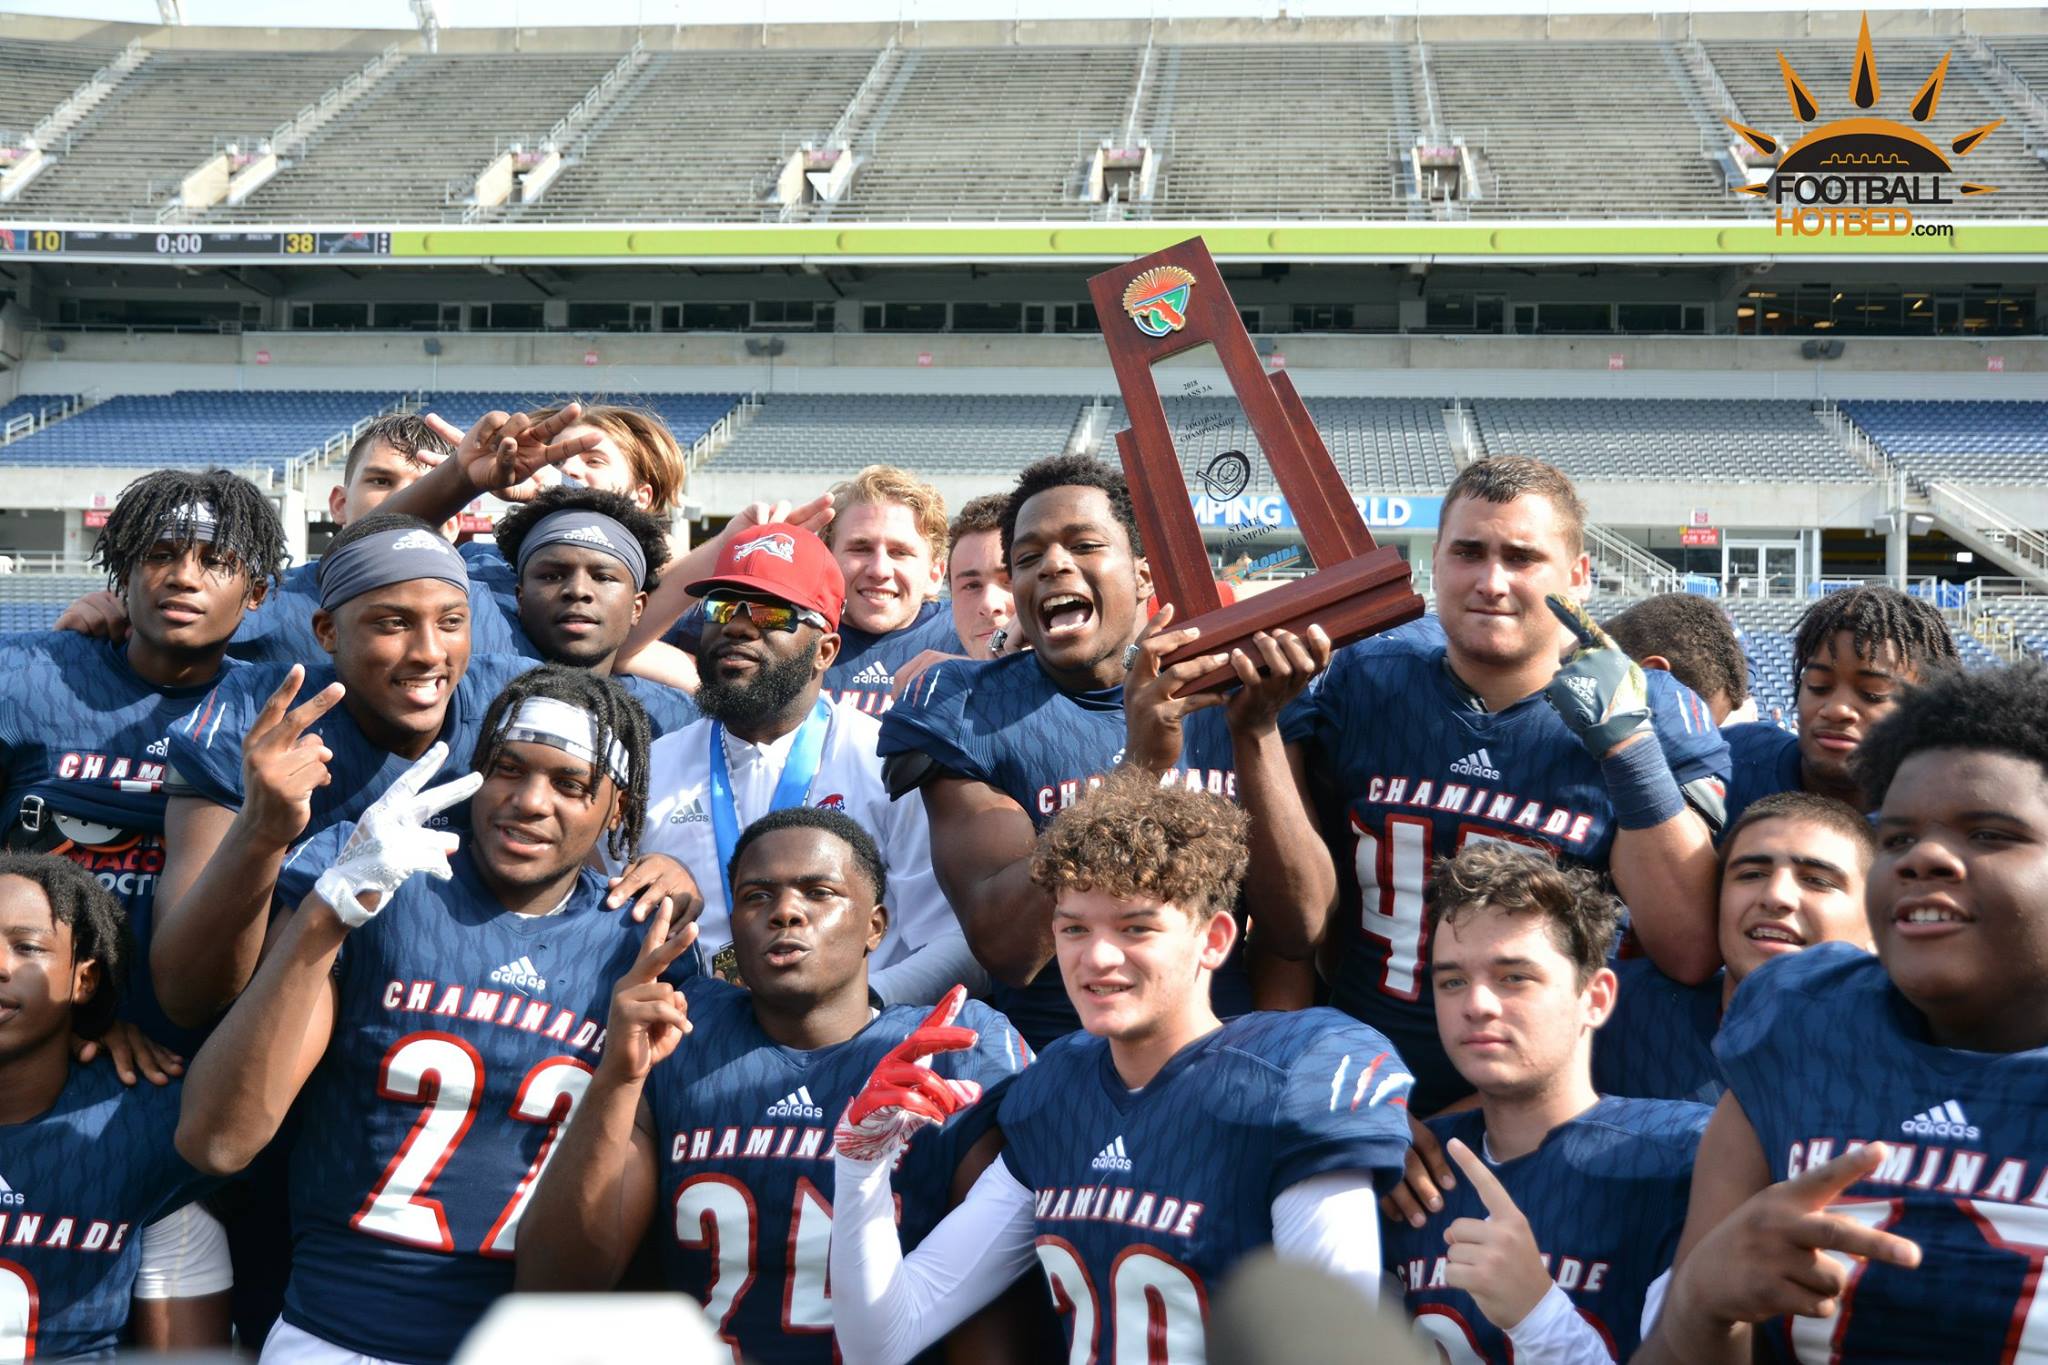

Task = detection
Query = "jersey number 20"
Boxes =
[352,1031,592,1256]
[1036,1237,1206,1364]
[0,1261,36,1365]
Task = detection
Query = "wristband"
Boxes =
[1600,735,1685,831]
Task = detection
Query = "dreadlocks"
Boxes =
[492,485,670,594]
[92,468,288,597]
[473,664,652,863]
[1793,586,1959,680]
[0,853,130,1039]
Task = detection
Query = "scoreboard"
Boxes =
[0,228,392,258]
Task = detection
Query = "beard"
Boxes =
[696,637,821,731]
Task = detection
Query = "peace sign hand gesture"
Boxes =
[240,664,345,847]
[1441,1138,1556,1331]
[423,403,605,506]
[597,898,700,1084]
[311,742,484,928]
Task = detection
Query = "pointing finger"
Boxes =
[918,983,969,1032]
[1544,592,1611,652]
[1444,1138,1521,1221]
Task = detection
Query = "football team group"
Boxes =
[0,394,2036,1364]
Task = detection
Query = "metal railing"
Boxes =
[1586,523,1684,598]
[1927,480,2048,580]
[269,43,402,162]
[1815,400,1896,483]
[279,392,421,490]
[0,395,88,449]
[29,39,144,150]
[684,393,761,476]
[545,38,645,156]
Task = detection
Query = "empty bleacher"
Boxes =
[1144,44,1411,220]
[8,49,363,220]
[1842,400,2048,484]
[707,394,1080,474]
[0,394,77,428]
[1992,36,2048,91]
[0,574,104,633]
[1706,37,2048,216]
[1428,42,1731,217]
[523,50,874,223]
[1100,396,1456,491]
[0,38,118,134]
[1473,399,1866,482]
[415,392,740,446]
[0,390,398,476]
[214,52,623,223]
[830,47,1139,220]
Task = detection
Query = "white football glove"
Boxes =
[313,742,483,929]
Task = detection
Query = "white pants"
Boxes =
[260,1319,404,1365]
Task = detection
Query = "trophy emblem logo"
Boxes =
[1122,266,1197,338]
[1199,450,1252,500]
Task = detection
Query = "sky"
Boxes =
[7,0,2045,28]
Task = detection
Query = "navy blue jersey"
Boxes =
[1722,721,1804,835]
[999,1010,1411,1361]
[647,979,1028,1362]
[1283,619,1730,1112]
[1385,1096,1709,1363]
[1592,956,1725,1105]
[880,651,1249,1049]
[280,849,664,1363]
[617,673,700,736]
[166,654,534,837]
[231,559,523,665]
[0,1065,216,1361]
[1718,944,2048,1363]
[0,631,237,1052]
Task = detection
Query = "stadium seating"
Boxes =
[707,394,1082,475]
[1426,42,1730,217]
[519,50,874,223]
[830,47,1141,221]
[1993,36,2048,90]
[415,392,742,446]
[0,390,399,475]
[0,574,104,633]
[7,49,364,220]
[1705,38,2048,216]
[1099,396,1457,490]
[1840,400,2048,484]
[214,53,624,223]
[0,38,118,134]
[1140,44,1413,220]
[0,394,78,428]
[1472,399,1866,482]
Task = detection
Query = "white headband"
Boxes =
[500,696,630,787]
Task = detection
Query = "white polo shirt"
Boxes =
[629,693,984,1005]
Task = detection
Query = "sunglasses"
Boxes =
[704,596,828,634]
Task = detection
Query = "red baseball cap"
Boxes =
[686,523,845,631]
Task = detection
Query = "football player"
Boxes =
[517,806,1026,1361]
[1283,456,1731,1112]
[1382,842,1710,1363]
[877,454,1331,1049]
[943,493,1015,660]
[1644,660,2048,1363]
[827,769,1413,1363]
[0,854,229,1358]
[1601,592,1751,727]
[175,667,677,1364]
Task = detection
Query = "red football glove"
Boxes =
[834,985,984,1163]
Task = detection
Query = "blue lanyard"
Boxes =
[708,697,833,909]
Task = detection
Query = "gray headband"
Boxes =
[515,510,647,589]
[317,526,470,611]
[158,501,219,544]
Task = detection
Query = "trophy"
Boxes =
[1087,237,1425,694]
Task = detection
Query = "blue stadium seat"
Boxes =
[0,391,402,479]
[417,393,741,449]
[1841,401,2048,485]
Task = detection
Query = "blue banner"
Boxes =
[1191,492,1443,533]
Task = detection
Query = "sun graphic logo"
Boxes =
[1726,14,2000,237]
[1122,266,1196,338]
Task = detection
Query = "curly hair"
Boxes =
[1794,586,1958,680]
[948,492,1008,547]
[730,806,888,907]
[473,664,652,863]
[1720,790,1876,873]
[0,853,129,1039]
[1852,660,2048,805]
[1427,842,1620,986]
[830,466,950,561]
[1602,592,1750,710]
[92,467,287,599]
[1441,456,1587,557]
[525,401,688,516]
[1000,454,1145,566]
[1028,766,1248,919]
[491,485,669,594]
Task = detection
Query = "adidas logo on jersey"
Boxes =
[850,661,893,686]
[1565,675,1601,709]
[1450,747,1501,781]
[1903,1099,1980,1142]
[1090,1136,1133,1172]
[767,1087,824,1121]
[390,529,450,555]
[669,798,709,825]
[489,955,547,993]
[0,1174,21,1208]
[146,736,169,758]
[561,524,617,550]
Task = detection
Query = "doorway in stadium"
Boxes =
[1723,540,1804,599]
